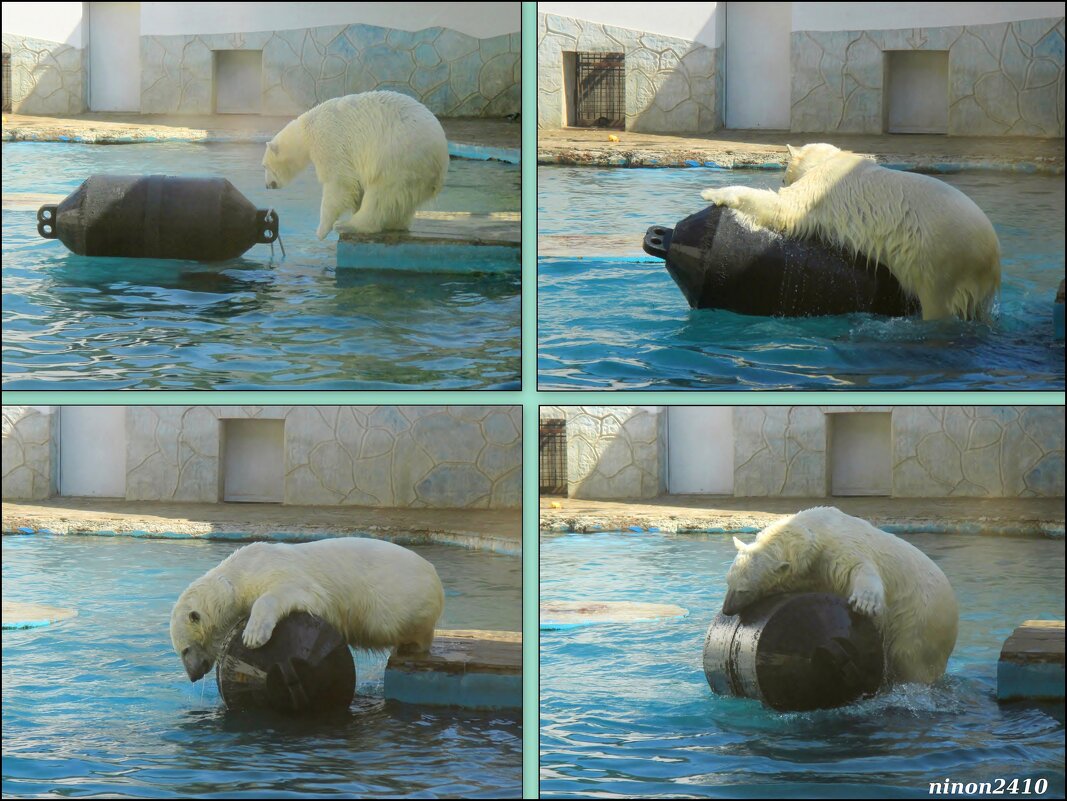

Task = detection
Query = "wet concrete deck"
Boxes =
[540,496,1065,537]
[3,499,521,554]
[2,113,520,156]
[337,211,520,272]
[538,127,1065,172]
[998,620,1065,701]
[385,629,521,710]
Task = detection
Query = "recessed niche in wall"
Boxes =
[667,407,734,495]
[214,50,263,114]
[539,418,567,496]
[829,412,892,496]
[59,406,127,498]
[885,50,949,134]
[221,419,284,503]
[569,52,625,129]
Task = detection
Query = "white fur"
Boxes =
[701,143,1001,321]
[725,506,959,684]
[263,91,449,240]
[170,538,445,680]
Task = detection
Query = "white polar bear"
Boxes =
[170,538,445,682]
[723,506,958,684]
[701,143,1001,321]
[263,91,449,240]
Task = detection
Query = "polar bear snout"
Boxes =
[181,644,213,682]
[722,588,756,616]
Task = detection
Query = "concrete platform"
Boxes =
[541,600,689,629]
[998,620,1065,702]
[2,601,77,629]
[337,211,520,274]
[384,629,521,710]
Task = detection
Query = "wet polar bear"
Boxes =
[263,90,449,240]
[170,538,445,682]
[723,507,958,684]
[701,143,1001,321]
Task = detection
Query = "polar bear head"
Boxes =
[170,573,238,682]
[722,518,817,615]
[784,143,843,186]
[262,119,311,190]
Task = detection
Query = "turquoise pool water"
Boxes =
[540,530,1065,798]
[538,166,1065,390]
[2,142,520,389]
[2,535,521,798]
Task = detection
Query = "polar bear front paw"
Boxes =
[701,187,742,207]
[848,588,885,618]
[242,616,277,649]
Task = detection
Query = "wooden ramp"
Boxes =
[998,620,1064,701]
[384,629,521,710]
[337,211,519,274]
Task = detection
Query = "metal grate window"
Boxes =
[539,418,568,495]
[2,54,11,114]
[574,52,624,129]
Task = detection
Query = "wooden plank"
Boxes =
[387,629,521,676]
[338,211,519,247]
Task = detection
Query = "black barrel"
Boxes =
[644,205,918,317]
[37,175,279,261]
[216,612,355,714]
[703,592,884,712]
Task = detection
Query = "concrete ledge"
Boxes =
[998,620,1065,702]
[541,600,688,630]
[2,601,77,630]
[337,211,519,274]
[384,629,521,710]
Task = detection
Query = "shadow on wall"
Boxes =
[1,35,86,115]
[563,407,665,499]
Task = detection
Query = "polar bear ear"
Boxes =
[786,144,797,159]
[773,560,790,574]
[732,536,748,552]
[268,141,280,155]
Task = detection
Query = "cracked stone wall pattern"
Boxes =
[734,407,831,497]
[893,407,1064,497]
[792,17,1064,136]
[122,406,520,508]
[2,407,57,501]
[538,12,721,132]
[1,34,86,114]
[541,406,665,499]
[141,25,520,116]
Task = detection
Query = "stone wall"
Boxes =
[541,406,665,499]
[893,407,1064,497]
[141,24,520,116]
[539,406,1063,500]
[1,407,57,500]
[791,17,1065,136]
[2,406,520,508]
[1,33,86,114]
[537,12,722,132]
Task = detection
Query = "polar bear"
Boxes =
[170,538,445,682]
[700,143,1001,321]
[263,91,449,240]
[723,506,958,684]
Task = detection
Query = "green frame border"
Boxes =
[3,4,1065,799]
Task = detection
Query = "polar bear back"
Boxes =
[220,537,444,651]
[299,91,449,192]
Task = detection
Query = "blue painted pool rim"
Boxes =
[540,521,1065,539]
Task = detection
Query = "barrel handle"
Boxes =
[278,658,310,711]
[37,205,58,239]
[256,209,280,244]
[643,225,673,259]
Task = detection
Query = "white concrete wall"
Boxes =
[59,407,127,498]
[222,419,284,502]
[792,2,1066,31]
[539,2,722,47]
[667,407,734,494]
[725,2,791,129]
[1,2,86,47]
[89,2,142,112]
[139,2,520,38]
[829,412,892,496]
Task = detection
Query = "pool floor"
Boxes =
[1,535,521,798]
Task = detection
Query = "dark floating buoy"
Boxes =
[37,175,279,261]
[703,592,884,712]
[216,611,355,714]
[643,205,919,317]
